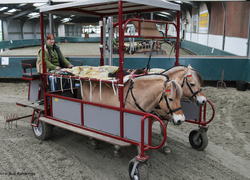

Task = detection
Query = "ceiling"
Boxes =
[0,1,195,24]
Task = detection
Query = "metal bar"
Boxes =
[5,115,32,123]
[118,0,124,138]
[148,118,152,146]
[124,35,177,39]
[58,8,102,17]
[28,81,31,101]
[44,73,119,84]
[185,100,215,126]
[78,2,118,9]
[140,116,146,158]
[199,104,202,123]
[95,4,144,12]
[100,18,104,66]
[103,17,107,65]
[203,102,207,122]
[175,11,180,66]
[50,96,53,116]
[81,103,84,126]
[105,7,166,16]
[40,13,48,116]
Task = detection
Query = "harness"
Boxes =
[181,75,202,100]
[124,75,182,116]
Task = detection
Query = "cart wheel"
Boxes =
[189,129,208,151]
[128,158,149,180]
[32,120,53,140]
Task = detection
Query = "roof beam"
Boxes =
[8,9,35,20]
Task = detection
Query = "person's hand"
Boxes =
[68,64,73,68]
[55,66,61,70]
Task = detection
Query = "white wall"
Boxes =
[224,37,248,56]
[197,33,208,46]
[58,24,65,37]
[185,32,248,56]
[207,34,223,50]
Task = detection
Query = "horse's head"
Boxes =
[181,65,207,105]
[155,80,185,125]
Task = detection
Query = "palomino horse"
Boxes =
[151,65,206,153]
[80,74,185,125]
[162,65,206,104]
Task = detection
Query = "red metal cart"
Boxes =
[13,1,215,179]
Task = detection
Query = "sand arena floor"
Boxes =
[0,82,249,180]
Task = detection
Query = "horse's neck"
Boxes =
[126,77,164,112]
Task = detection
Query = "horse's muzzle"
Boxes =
[172,114,185,125]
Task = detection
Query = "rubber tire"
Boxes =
[236,81,248,91]
[189,129,208,151]
[128,159,149,180]
[32,121,53,140]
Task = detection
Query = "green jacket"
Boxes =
[38,44,71,71]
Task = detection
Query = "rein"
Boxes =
[181,76,202,99]
[154,91,182,116]
[124,76,182,115]
[125,80,147,112]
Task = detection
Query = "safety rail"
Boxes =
[185,100,215,126]
[42,78,167,161]
[122,18,178,39]
[43,72,119,84]
[137,114,167,160]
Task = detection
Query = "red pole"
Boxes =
[118,0,124,137]
[40,12,48,115]
[175,11,180,66]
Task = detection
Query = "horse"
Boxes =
[146,65,206,153]
[80,74,185,125]
[162,65,206,104]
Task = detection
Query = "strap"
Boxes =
[129,84,146,112]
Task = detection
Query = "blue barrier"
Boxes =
[0,56,249,82]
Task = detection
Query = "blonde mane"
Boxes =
[133,74,168,82]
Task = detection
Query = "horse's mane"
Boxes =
[133,74,168,82]
[164,66,187,75]
[163,65,203,85]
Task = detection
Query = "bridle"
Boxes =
[154,89,182,115]
[125,77,182,116]
[181,74,202,100]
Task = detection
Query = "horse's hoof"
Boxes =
[162,146,172,154]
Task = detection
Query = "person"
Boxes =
[37,34,73,73]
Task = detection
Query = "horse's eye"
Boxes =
[168,98,173,101]
[190,83,195,87]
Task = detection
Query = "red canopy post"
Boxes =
[175,11,180,66]
[118,0,124,137]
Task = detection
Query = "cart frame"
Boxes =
[37,0,182,161]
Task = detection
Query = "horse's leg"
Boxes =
[160,121,172,154]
